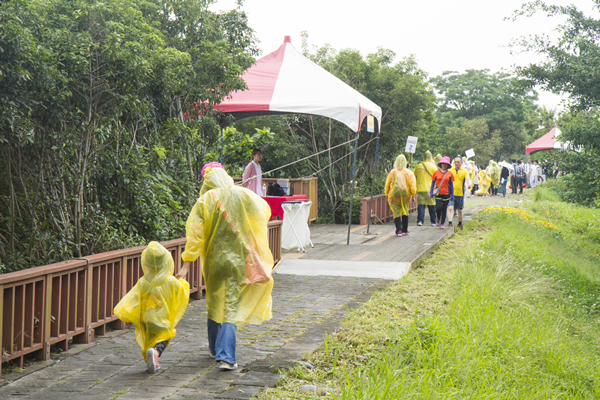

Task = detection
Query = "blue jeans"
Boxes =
[207,319,237,364]
[417,204,436,224]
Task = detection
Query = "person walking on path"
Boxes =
[500,166,509,197]
[511,159,518,194]
[181,163,274,371]
[414,151,437,227]
[114,242,190,374]
[449,156,470,230]
[242,149,264,195]
[430,156,454,229]
[530,160,540,189]
[516,160,525,194]
[385,154,417,236]
[524,160,532,188]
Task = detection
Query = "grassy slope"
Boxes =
[261,186,600,399]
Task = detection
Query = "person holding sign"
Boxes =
[385,155,417,236]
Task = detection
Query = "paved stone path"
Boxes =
[0,196,503,399]
[0,274,386,399]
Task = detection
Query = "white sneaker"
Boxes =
[431,223,437,227]
[417,221,423,226]
[209,350,215,359]
[218,361,238,370]
[146,348,161,374]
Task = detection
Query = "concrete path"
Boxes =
[0,196,500,399]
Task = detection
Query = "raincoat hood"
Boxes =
[434,154,442,165]
[141,242,174,287]
[424,151,434,163]
[394,154,407,169]
[200,166,235,196]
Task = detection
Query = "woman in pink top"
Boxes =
[242,149,263,195]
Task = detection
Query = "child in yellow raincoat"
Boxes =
[385,154,417,236]
[181,163,274,371]
[114,241,190,373]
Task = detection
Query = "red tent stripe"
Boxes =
[215,37,289,113]
[526,126,559,154]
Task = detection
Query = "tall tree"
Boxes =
[431,69,538,159]
[0,0,257,271]
[512,1,600,205]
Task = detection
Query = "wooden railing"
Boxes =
[359,195,417,225]
[234,177,318,222]
[0,220,282,377]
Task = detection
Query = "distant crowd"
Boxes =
[385,152,549,236]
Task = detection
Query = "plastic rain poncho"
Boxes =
[491,161,501,187]
[434,154,442,165]
[181,167,274,327]
[114,242,190,361]
[385,155,417,217]
[476,170,492,196]
[414,151,437,206]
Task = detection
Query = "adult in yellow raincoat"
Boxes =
[114,241,190,373]
[384,155,417,236]
[486,161,500,196]
[414,151,437,227]
[181,163,274,370]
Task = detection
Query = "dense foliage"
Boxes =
[513,0,600,206]
[0,0,257,271]
[430,69,539,164]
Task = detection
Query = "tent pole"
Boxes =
[367,125,380,234]
[347,131,360,245]
[219,126,224,163]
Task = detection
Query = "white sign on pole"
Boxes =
[405,136,418,153]
[465,148,475,159]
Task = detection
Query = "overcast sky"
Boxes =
[212,0,599,110]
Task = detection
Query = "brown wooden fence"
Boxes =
[359,195,418,225]
[0,220,282,377]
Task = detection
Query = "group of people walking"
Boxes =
[385,152,472,234]
[385,152,543,235]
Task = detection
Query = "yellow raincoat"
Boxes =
[414,151,437,206]
[114,242,190,361]
[181,167,274,327]
[434,154,442,165]
[476,170,492,196]
[385,155,417,218]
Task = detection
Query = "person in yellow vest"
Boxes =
[384,154,417,236]
[413,151,437,227]
[449,156,471,230]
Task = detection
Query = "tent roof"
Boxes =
[214,36,382,132]
[526,126,567,155]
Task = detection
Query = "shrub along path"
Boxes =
[0,195,504,399]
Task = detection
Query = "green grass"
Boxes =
[261,189,600,399]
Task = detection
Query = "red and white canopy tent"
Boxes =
[214,36,383,244]
[214,36,382,132]
[526,125,575,155]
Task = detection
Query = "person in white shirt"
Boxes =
[529,160,539,189]
[242,149,263,195]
